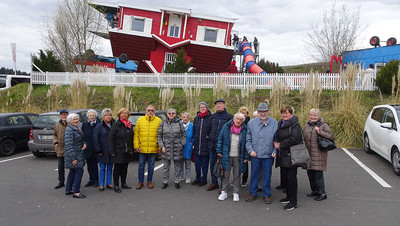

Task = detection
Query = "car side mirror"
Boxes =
[380,122,393,129]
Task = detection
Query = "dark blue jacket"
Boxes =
[216,120,248,173]
[193,111,212,157]
[208,108,233,151]
[82,119,100,160]
[93,119,115,164]
[108,119,133,164]
[64,124,86,169]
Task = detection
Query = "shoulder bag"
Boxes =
[318,135,337,151]
[288,124,310,165]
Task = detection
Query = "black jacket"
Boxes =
[108,119,133,164]
[275,116,303,168]
[93,119,115,164]
[193,111,212,156]
[208,108,233,151]
[82,119,100,159]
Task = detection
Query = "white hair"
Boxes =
[253,111,258,117]
[101,108,112,118]
[310,108,320,116]
[167,108,176,114]
[86,109,97,117]
[66,113,79,124]
[234,112,245,122]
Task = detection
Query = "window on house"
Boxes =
[169,24,180,38]
[165,53,176,65]
[204,28,218,42]
[131,17,145,32]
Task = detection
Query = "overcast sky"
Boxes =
[1,0,400,72]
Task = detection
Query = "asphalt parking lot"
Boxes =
[1,147,399,226]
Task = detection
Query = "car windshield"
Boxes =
[34,115,60,129]
[395,108,400,122]
[128,115,142,125]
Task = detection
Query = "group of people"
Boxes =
[52,100,334,211]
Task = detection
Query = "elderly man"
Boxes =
[53,109,69,189]
[245,103,278,204]
[134,105,162,189]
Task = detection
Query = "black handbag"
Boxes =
[318,135,337,151]
[213,157,224,178]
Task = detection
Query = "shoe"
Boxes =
[161,183,168,189]
[54,183,65,189]
[276,185,285,190]
[218,191,228,201]
[185,178,191,184]
[241,182,248,188]
[264,196,272,204]
[65,191,73,195]
[218,187,222,194]
[93,182,99,187]
[99,186,105,191]
[147,182,154,189]
[175,183,180,189]
[307,191,319,197]
[233,193,239,202]
[73,193,86,198]
[191,180,200,185]
[121,183,132,189]
[198,181,207,187]
[245,194,259,202]
[106,185,113,189]
[136,183,143,190]
[315,194,327,201]
[114,186,121,193]
[280,198,290,204]
[84,182,94,187]
[206,183,219,191]
[284,202,298,210]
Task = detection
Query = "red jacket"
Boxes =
[227,61,238,73]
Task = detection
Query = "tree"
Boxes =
[42,0,103,72]
[304,0,361,62]
[257,58,285,73]
[164,49,193,73]
[375,60,400,95]
[0,67,28,75]
[32,50,65,72]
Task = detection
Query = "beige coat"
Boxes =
[53,120,68,157]
[303,120,334,171]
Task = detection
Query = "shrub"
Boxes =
[375,60,400,94]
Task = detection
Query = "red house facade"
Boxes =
[90,2,237,73]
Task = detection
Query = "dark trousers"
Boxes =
[209,149,218,185]
[195,155,209,182]
[57,157,65,184]
[86,158,99,183]
[66,167,84,194]
[113,163,128,186]
[307,170,326,195]
[279,167,286,188]
[242,161,248,184]
[282,167,298,204]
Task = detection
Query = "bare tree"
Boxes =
[43,0,103,72]
[304,1,361,62]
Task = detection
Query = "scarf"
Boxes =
[199,110,208,118]
[120,118,132,129]
[89,120,97,126]
[231,124,242,134]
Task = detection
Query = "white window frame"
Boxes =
[165,52,176,65]
[131,17,145,32]
[204,28,218,43]
[167,14,182,38]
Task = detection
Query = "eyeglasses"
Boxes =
[146,109,155,112]
[167,113,176,115]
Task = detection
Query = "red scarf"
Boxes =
[231,124,242,134]
[199,110,208,118]
[120,118,132,129]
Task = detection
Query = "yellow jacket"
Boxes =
[134,114,162,154]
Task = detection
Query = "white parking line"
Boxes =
[342,148,392,188]
[0,154,32,163]
[144,163,164,176]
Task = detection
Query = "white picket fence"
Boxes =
[30,71,377,90]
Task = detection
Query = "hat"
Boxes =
[59,109,69,114]
[257,103,269,111]
[214,99,225,104]
[198,102,208,109]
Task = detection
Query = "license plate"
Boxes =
[40,135,53,140]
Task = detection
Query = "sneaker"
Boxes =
[233,193,239,202]
[241,182,248,188]
[185,178,191,184]
[218,191,228,201]
[280,198,290,204]
[315,194,327,201]
[284,202,298,210]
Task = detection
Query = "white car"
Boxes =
[364,104,400,175]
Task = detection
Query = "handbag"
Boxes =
[318,135,337,151]
[213,157,224,178]
[290,143,310,165]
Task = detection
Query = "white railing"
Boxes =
[30,72,377,90]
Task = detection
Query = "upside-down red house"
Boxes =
[90,1,237,73]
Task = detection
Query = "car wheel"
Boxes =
[364,134,373,154]
[0,139,16,156]
[32,151,45,158]
[391,149,400,176]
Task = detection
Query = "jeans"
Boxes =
[195,155,209,182]
[99,162,113,187]
[209,149,218,185]
[282,167,298,204]
[86,158,99,183]
[249,157,274,197]
[113,163,128,186]
[57,157,65,184]
[307,170,325,195]
[138,153,156,183]
[66,167,84,194]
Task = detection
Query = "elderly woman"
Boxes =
[64,113,87,198]
[157,108,186,189]
[82,109,100,187]
[180,112,194,184]
[93,108,115,191]
[303,108,334,201]
[192,102,213,186]
[238,106,250,187]
[216,113,248,202]
[274,106,303,210]
[108,108,133,193]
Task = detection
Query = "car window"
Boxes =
[156,113,167,121]
[129,115,142,125]
[27,115,38,124]
[371,107,385,123]
[11,115,28,126]
[3,117,14,126]
[34,115,60,129]
[383,109,397,130]
[78,112,88,123]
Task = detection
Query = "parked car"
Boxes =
[0,113,38,156]
[364,104,400,175]
[29,109,101,157]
